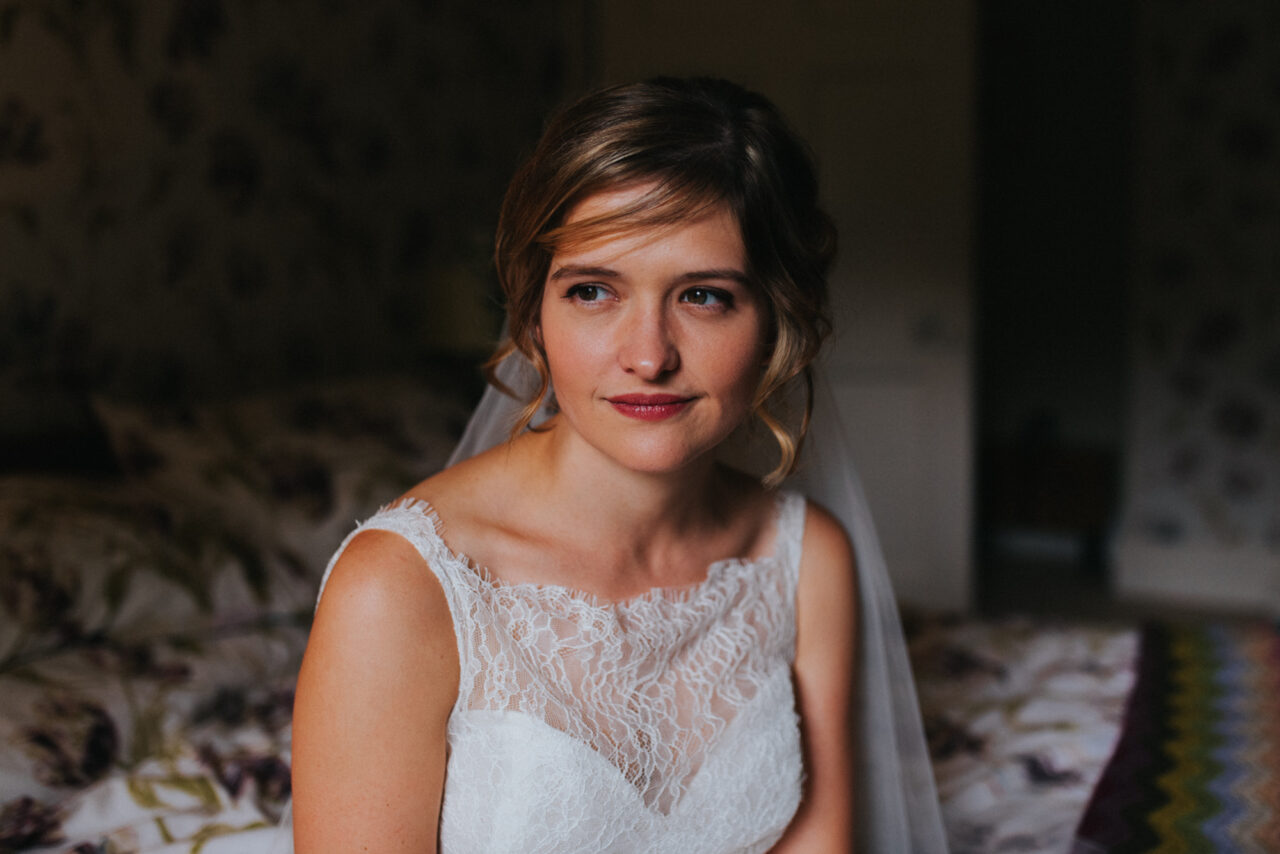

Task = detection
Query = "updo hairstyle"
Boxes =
[488,76,835,486]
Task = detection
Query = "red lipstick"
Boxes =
[607,393,694,421]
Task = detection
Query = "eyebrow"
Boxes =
[549,265,619,281]
[676,269,750,285]
[549,265,749,285]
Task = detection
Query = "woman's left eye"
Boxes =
[681,287,733,308]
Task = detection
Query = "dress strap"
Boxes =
[314,499,472,685]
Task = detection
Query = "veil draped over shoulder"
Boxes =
[453,350,950,853]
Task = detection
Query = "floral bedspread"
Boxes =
[909,614,1140,854]
[1,376,470,853]
[1,622,302,853]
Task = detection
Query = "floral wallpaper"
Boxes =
[0,0,567,438]
[1121,0,1280,552]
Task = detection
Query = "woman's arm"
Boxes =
[291,530,460,853]
[771,502,858,853]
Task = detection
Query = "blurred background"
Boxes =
[2,0,1277,618]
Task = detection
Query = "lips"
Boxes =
[606,393,695,421]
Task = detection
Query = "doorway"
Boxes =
[975,1,1135,616]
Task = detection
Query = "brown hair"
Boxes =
[488,76,835,486]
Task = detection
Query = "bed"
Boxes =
[909,612,1280,853]
[1,375,471,853]
[2,375,1275,853]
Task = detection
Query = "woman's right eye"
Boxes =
[566,284,607,302]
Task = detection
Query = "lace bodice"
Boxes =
[317,491,807,854]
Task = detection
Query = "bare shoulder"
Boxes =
[316,529,453,627]
[795,499,858,657]
[302,527,460,714]
[798,500,857,587]
[291,529,459,852]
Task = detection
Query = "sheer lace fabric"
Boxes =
[448,350,950,852]
[315,492,807,854]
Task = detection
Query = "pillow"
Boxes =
[0,476,315,667]
[92,374,472,595]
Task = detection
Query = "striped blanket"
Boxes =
[1074,621,1280,853]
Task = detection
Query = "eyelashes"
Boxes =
[680,287,734,308]
[564,283,609,303]
[562,284,735,311]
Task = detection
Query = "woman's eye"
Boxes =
[566,284,607,302]
[682,287,732,308]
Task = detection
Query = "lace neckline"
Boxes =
[385,492,795,611]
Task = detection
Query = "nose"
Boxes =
[617,306,679,380]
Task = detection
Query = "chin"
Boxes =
[601,436,721,478]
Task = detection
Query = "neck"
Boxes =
[517,416,726,551]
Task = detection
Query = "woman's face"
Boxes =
[538,185,769,477]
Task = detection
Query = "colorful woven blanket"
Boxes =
[1074,621,1280,852]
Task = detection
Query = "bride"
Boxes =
[288,76,946,853]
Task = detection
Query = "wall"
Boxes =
[0,0,567,438]
[1115,0,1280,609]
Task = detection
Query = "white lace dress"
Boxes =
[314,491,807,854]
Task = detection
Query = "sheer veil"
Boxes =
[453,349,949,852]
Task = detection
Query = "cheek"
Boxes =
[705,327,769,399]
[539,311,604,392]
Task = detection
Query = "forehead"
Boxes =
[554,184,746,263]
